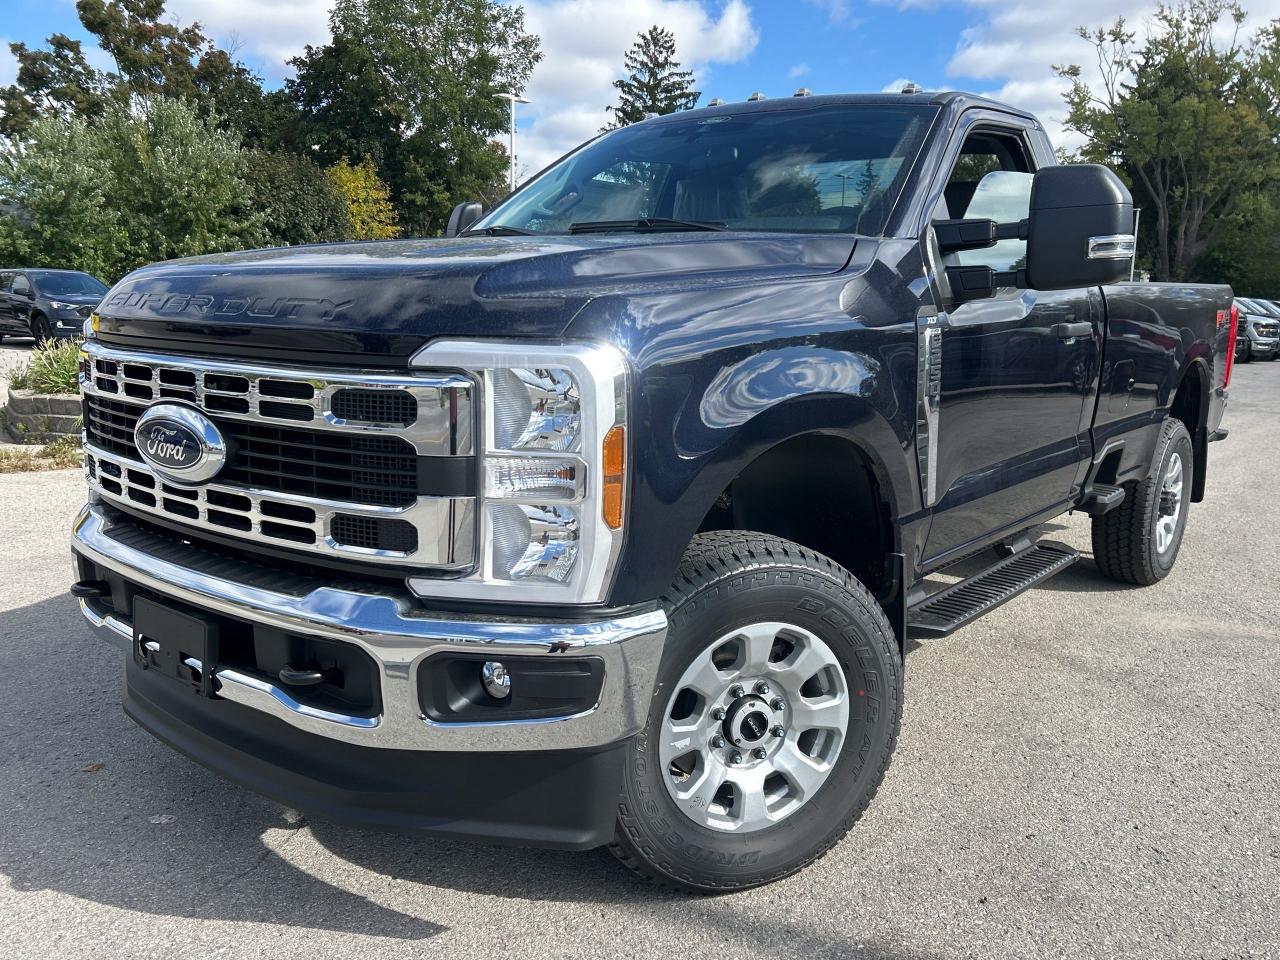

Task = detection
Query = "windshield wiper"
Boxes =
[461,225,536,236]
[568,217,727,234]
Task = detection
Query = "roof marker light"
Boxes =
[747,91,767,101]
[793,87,812,97]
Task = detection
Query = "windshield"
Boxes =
[33,272,107,297]
[475,104,936,236]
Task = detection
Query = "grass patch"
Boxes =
[7,338,81,394]
[0,436,83,472]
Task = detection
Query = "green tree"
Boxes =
[328,156,400,240]
[0,35,109,139]
[0,97,266,279]
[1056,1,1280,281]
[4,2,293,147]
[286,35,406,177]
[97,97,267,272]
[243,151,352,246]
[293,0,541,235]
[606,26,699,128]
[0,115,122,277]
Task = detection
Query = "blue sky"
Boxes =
[5,0,1280,174]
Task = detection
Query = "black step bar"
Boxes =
[907,541,1079,639]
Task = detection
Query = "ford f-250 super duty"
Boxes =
[70,90,1236,893]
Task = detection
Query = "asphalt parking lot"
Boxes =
[0,359,1276,960]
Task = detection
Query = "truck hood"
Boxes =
[95,232,855,364]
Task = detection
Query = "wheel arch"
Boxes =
[1169,357,1211,502]
[689,428,903,606]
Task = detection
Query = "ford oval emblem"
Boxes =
[134,404,226,483]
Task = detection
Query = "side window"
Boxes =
[11,274,30,296]
[942,129,1035,273]
[0,272,12,293]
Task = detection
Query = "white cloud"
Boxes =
[788,62,811,79]
[517,0,759,174]
[881,76,918,93]
[803,0,860,24]
[166,0,331,80]
[943,0,1280,151]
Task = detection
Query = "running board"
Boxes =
[907,541,1079,638]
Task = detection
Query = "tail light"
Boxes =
[1222,303,1239,387]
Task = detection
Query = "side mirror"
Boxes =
[1024,164,1134,290]
[445,201,484,238]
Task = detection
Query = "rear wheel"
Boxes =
[1091,417,1193,586]
[610,531,902,893]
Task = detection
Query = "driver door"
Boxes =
[922,123,1101,564]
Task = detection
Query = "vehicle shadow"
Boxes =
[0,593,940,959]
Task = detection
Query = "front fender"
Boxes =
[568,256,924,607]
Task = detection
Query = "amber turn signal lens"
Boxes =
[602,424,625,530]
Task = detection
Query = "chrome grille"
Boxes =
[83,343,473,454]
[80,342,476,568]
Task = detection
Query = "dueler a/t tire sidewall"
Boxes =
[613,536,902,892]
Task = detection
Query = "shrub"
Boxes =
[328,156,399,240]
[7,338,81,394]
[0,97,267,279]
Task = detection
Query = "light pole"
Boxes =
[494,92,531,193]
[833,173,854,207]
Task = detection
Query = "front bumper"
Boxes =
[71,502,666,845]
[73,502,666,751]
[1247,335,1279,356]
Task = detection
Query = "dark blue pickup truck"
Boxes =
[70,90,1235,893]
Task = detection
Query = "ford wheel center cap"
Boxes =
[134,403,227,483]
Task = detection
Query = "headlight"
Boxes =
[49,300,79,312]
[407,340,628,605]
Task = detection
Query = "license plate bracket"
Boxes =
[132,596,220,697]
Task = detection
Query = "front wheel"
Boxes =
[29,313,52,342]
[610,532,902,893]
[1091,417,1193,586]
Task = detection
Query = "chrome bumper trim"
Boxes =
[73,503,666,751]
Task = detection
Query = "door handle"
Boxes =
[1051,322,1093,341]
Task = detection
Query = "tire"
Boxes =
[610,531,903,893]
[29,313,52,342]
[1091,417,1193,586]
[1237,340,1251,363]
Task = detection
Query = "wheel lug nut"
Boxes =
[755,681,771,696]
[771,698,785,711]
[711,734,725,749]
[752,747,768,760]
[771,725,785,739]
[728,684,745,699]
[729,751,743,764]
[711,706,726,721]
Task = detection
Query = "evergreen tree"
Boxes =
[606,26,700,128]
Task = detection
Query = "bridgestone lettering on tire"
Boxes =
[1091,417,1193,586]
[609,531,903,893]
